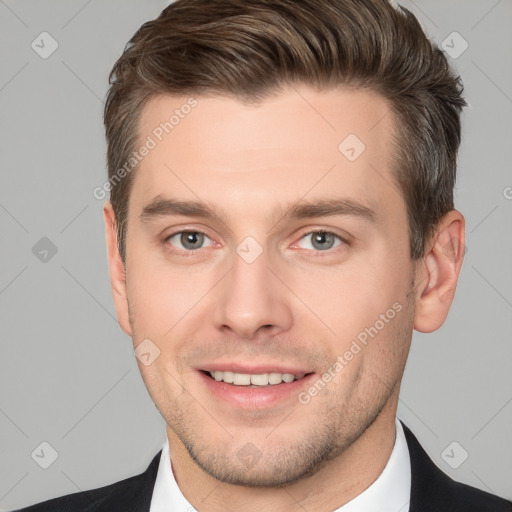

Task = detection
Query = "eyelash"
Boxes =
[163,229,348,256]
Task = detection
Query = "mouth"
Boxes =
[197,367,315,409]
[201,369,310,387]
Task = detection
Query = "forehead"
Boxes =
[131,86,401,218]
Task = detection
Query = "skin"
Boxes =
[104,86,465,511]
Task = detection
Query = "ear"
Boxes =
[104,202,132,336]
[413,210,465,333]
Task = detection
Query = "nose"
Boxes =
[212,247,293,340]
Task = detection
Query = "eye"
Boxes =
[166,231,214,251]
[296,231,344,251]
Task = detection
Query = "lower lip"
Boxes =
[198,371,316,409]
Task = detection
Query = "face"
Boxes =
[110,86,419,486]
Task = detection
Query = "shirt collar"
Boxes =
[150,418,410,512]
[335,419,410,512]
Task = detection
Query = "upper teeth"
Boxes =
[209,371,305,386]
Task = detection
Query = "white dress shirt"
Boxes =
[150,418,411,512]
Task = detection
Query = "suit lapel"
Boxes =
[95,450,162,512]
[402,423,455,511]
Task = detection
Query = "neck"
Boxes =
[167,393,399,512]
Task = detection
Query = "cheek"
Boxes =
[289,252,413,378]
[126,251,208,333]
[292,261,408,339]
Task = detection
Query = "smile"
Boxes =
[198,368,315,408]
[206,370,307,387]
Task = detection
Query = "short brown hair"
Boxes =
[104,0,466,262]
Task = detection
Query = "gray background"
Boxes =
[0,0,511,509]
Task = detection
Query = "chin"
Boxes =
[179,427,345,488]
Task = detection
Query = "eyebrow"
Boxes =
[139,196,376,225]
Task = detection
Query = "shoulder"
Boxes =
[402,423,512,512]
[11,451,162,512]
[448,480,512,512]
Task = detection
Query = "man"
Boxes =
[14,0,511,510]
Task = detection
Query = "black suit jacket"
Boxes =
[13,424,512,511]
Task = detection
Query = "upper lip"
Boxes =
[196,363,312,375]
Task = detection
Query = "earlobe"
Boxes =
[103,202,133,336]
[413,210,465,333]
